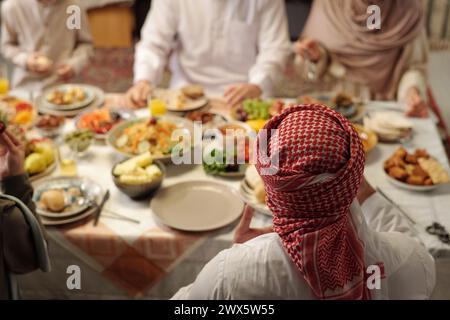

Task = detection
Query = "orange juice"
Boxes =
[0,78,9,95]
[149,99,166,117]
[59,159,78,176]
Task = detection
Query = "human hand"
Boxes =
[124,80,152,109]
[233,205,273,244]
[405,87,429,118]
[294,37,321,63]
[56,64,75,81]
[357,177,376,205]
[26,53,53,74]
[224,83,262,109]
[0,128,25,180]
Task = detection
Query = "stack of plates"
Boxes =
[36,84,105,117]
[33,177,104,226]
[239,165,272,216]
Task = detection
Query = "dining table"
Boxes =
[11,91,450,299]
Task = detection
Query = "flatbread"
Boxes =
[418,158,450,184]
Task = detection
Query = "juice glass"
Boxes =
[148,98,167,117]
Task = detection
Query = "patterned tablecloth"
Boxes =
[14,95,450,299]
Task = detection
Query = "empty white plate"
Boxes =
[150,181,244,231]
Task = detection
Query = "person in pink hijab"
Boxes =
[294,0,428,118]
[172,104,435,300]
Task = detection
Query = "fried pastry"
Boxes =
[388,167,408,181]
[406,175,425,186]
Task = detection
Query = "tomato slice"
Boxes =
[15,102,33,112]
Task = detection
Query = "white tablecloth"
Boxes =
[13,96,450,299]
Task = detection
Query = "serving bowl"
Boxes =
[111,159,165,199]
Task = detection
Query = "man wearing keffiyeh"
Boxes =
[173,104,435,300]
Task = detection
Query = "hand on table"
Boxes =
[224,83,262,109]
[26,52,53,75]
[0,129,25,180]
[233,205,273,244]
[294,37,321,63]
[405,87,429,118]
[56,63,75,81]
[124,80,152,109]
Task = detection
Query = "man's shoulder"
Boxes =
[223,233,289,267]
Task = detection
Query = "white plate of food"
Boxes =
[383,147,450,192]
[107,115,198,162]
[239,165,272,216]
[43,84,96,110]
[185,110,228,132]
[37,85,105,117]
[150,181,244,231]
[33,177,104,218]
[364,111,413,142]
[152,85,209,112]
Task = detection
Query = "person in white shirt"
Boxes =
[124,0,291,109]
[173,104,435,300]
[1,0,93,92]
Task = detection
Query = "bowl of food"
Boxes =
[64,129,94,156]
[185,110,228,132]
[107,115,197,162]
[25,138,57,181]
[112,152,165,199]
[231,99,276,132]
[35,114,65,137]
[75,107,134,139]
[299,92,365,122]
[384,147,450,191]
[0,96,36,129]
[202,145,249,178]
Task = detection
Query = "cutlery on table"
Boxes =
[93,190,110,226]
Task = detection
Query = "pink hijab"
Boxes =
[302,0,424,100]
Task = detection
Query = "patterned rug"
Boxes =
[73,48,135,93]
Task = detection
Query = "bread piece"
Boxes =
[41,189,65,212]
[418,158,450,184]
[182,85,204,99]
[254,182,266,204]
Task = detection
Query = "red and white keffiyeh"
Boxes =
[256,104,369,300]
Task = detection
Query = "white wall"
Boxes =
[429,51,450,128]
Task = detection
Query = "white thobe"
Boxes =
[1,0,93,92]
[134,0,291,97]
[172,193,436,300]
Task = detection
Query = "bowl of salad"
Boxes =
[75,107,134,139]
[230,99,284,132]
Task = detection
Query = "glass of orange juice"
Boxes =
[148,98,167,117]
[0,65,9,95]
[58,146,78,177]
